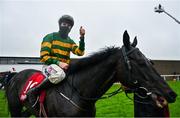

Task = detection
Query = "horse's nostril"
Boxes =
[169,91,177,99]
[167,91,177,103]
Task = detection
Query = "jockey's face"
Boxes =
[59,22,72,38]
[60,22,72,29]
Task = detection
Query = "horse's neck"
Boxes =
[72,54,119,100]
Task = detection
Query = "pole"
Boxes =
[154,4,180,25]
[163,10,180,24]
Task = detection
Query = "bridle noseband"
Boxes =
[122,46,153,104]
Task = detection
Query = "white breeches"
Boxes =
[42,64,66,84]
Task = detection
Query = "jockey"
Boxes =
[26,14,85,99]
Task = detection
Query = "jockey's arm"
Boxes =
[71,26,85,56]
[71,39,85,56]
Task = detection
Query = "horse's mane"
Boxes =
[68,46,120,74]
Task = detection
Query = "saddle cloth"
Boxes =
[20,72,46,102]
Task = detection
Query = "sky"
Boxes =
[0,0,180,60]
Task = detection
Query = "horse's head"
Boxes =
[116,30,177,108]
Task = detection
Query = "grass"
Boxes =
[96,85,134,117]
[0,81,179,117]
[0,90,9,117]
[167,81,180,117]
[96,81,180,117]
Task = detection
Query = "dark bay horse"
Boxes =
[5,31,177,117]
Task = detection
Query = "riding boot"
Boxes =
[26,78,52,104]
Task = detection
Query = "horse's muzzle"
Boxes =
[166,91,177,103]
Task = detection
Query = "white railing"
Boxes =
[161,75,180,81]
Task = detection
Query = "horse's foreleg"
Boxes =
[8,105,23,117]
[7,91,23,117]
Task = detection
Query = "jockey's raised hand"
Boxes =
[79,26,85,39]
[58,62,69,70]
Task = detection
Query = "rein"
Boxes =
[125,93,151,105]
[76,86,123,101]
[68,72,123,101]
[124,86,152,105]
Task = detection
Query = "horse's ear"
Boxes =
[131,36,137,47]
[123,30,131,50]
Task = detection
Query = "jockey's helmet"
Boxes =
[58,15,74,27]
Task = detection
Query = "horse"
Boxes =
[0,71,17,89]
[5,31,177,117]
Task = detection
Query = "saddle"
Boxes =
[20,72,46,103]
[20,72,48,117]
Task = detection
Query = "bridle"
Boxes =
[121,45,153,104]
